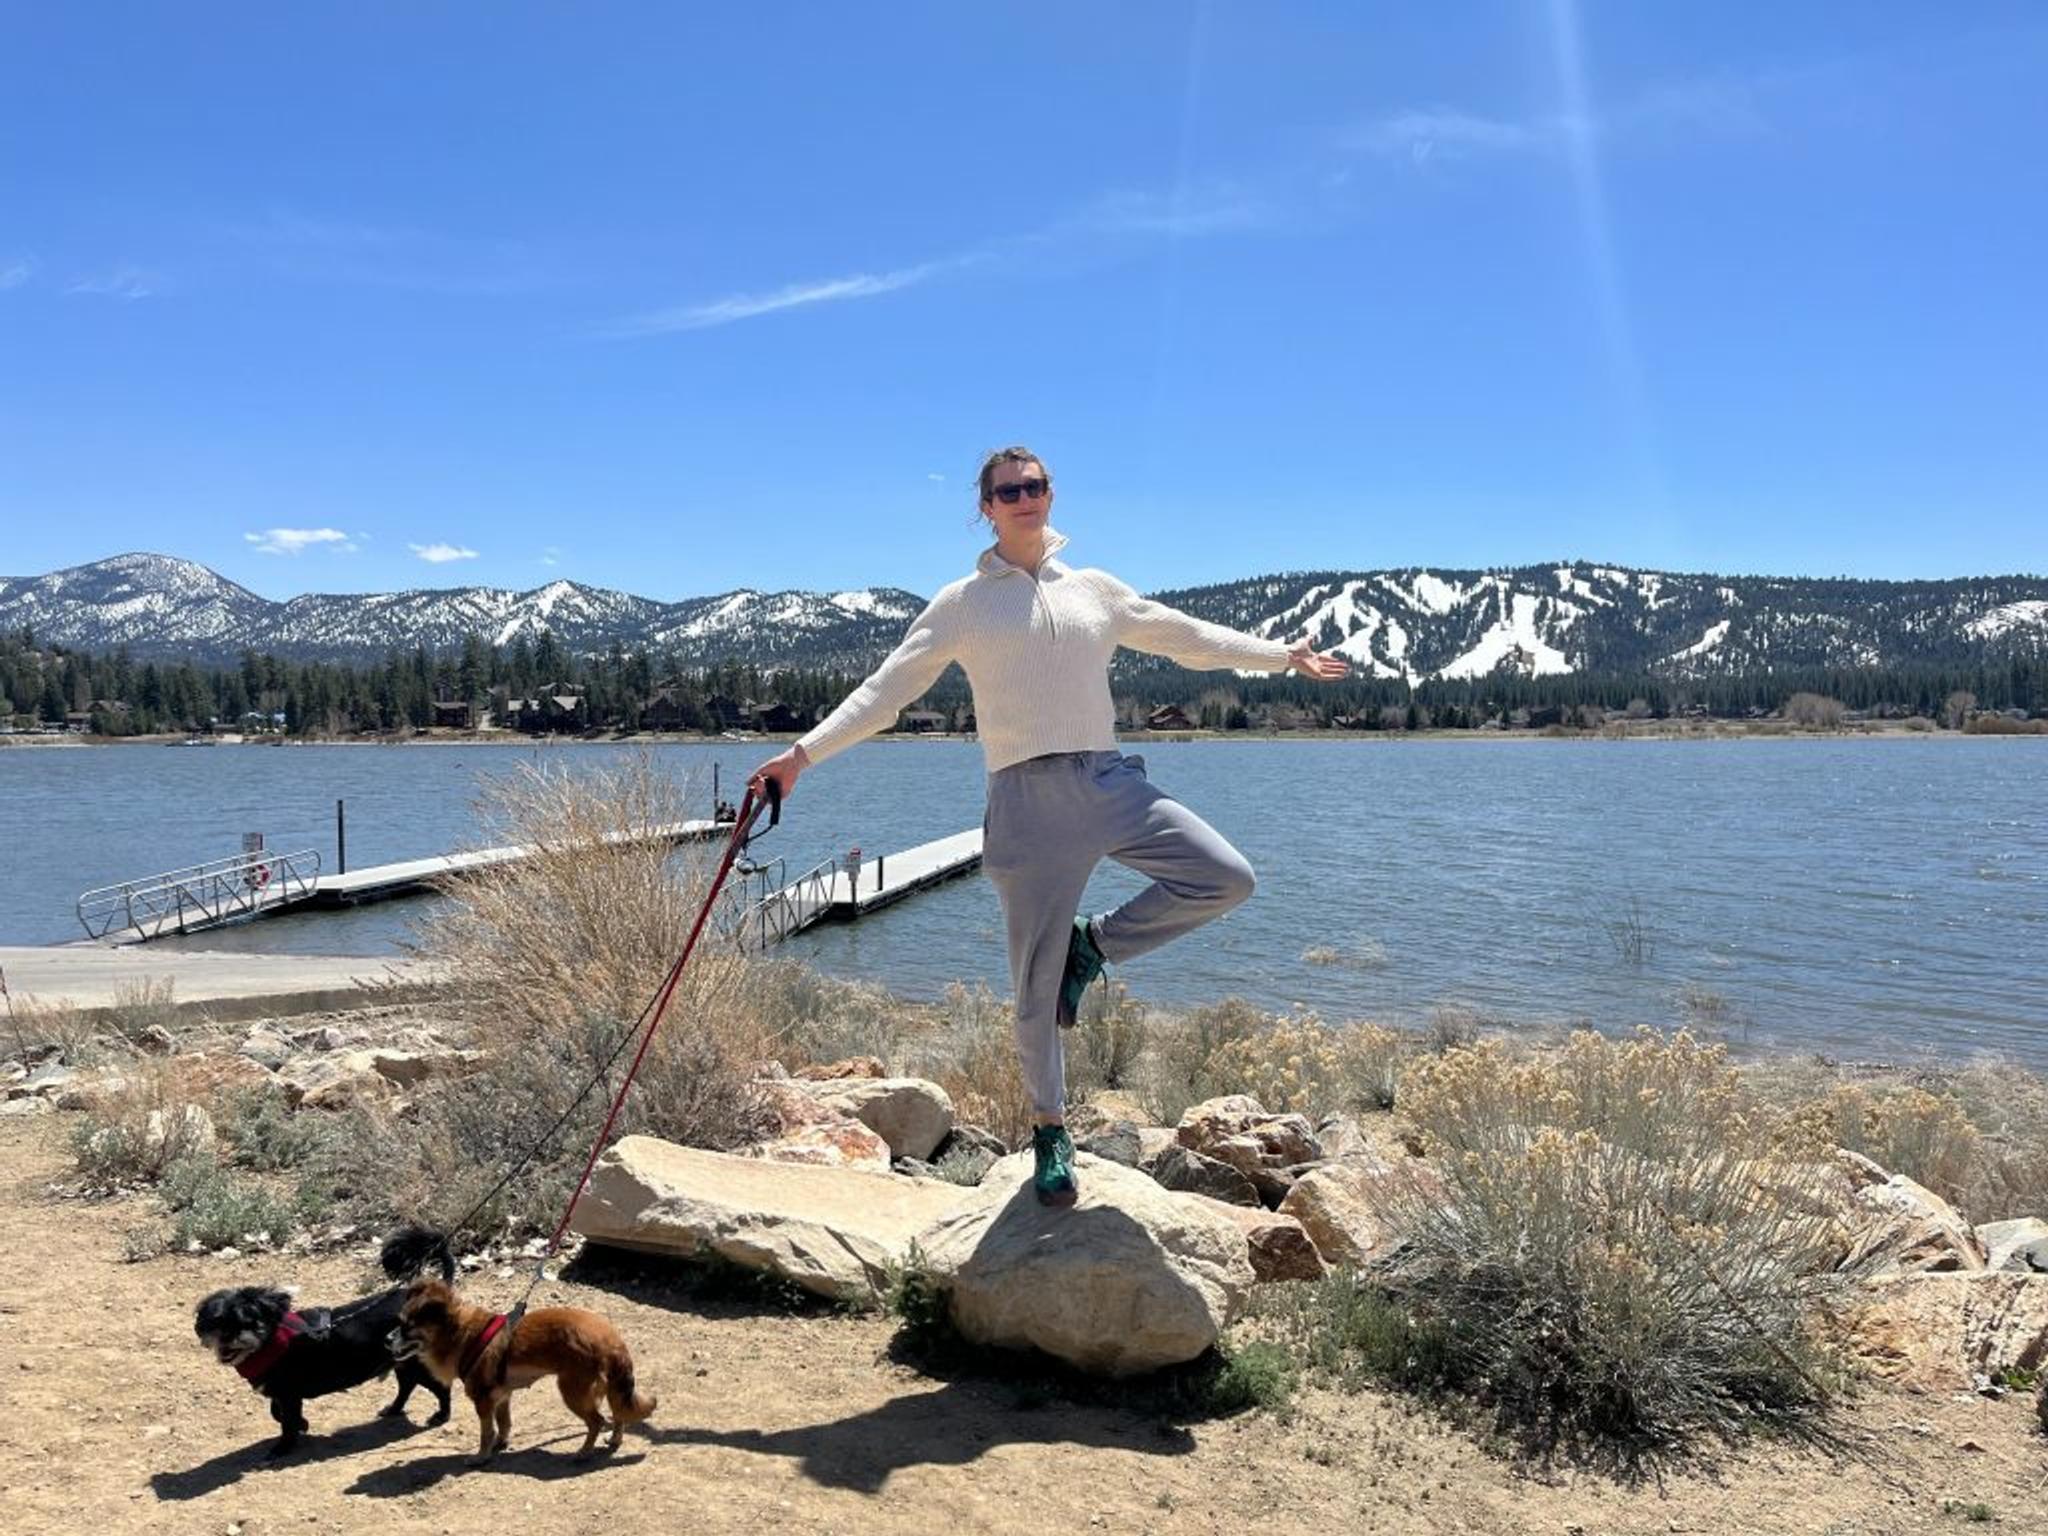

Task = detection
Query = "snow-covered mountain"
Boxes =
[1143,564,2048,681]
[2,553,2045,678]
[0,555,926,671]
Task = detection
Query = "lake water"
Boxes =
[1,738,2043,1067]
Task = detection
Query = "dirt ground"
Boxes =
[0,1116,2040,1536]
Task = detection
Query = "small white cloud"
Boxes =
[410,542,480,564]
[927,473,946,482]
[539,546,561,567]
[245,527,356,556]
[1351,108,1547,164]
[66,264,160,300]
[0,258,31,291]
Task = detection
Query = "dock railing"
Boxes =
[726,856,840,952]
[76,848,323,941]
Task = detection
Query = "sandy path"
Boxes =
[0,1116,2038,1535]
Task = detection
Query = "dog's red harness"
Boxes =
[236,1311,306,1384]
[458,1313,509,1378]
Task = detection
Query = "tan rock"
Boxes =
[1846,1272,2048,1391]
[1180,1194,1327,1283]
[914,1152,1255,1375]
[1976,1217,2048,1274]
[1136,1126,1178,1172]
[789,1076,954,1162]
[794,1056,886,1081]
[275,1050,397,1111]
[1177,1097,1323,1204]
[573,1134,964,1301]
[1278,1158,1416,1269]
[1847,1174,1986,1277]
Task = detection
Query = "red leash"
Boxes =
[499,778,780,1326]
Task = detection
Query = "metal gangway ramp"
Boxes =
[77,848,324,941]
[725,829,983,952]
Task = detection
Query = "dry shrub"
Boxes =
[1138,997,1269,1125]
[897,982,1031,1147]
[368,755,776,1235]
[1370,1029,1846,1460]
[70,1061,216,1189]
[1068,979,1149,1095]
[1201,1013,1403,1118]
[1752,1060,2048,1225]
[1780,1085,1980,1209]
[744,957,904,1069]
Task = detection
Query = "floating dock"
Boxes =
[77,821,725,943]
[730,828,983,950]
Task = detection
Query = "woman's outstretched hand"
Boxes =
[749,743,810,802]
[1287,642,1351,681]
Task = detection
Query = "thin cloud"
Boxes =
[410,542,480,564]
[610,262,944,336]
[1352,76,1767,165]
[607,179,1269,340]
[926,473,946,482]
[246,528,356,556]
[1080,185,1273,238]
[539,546,561,567]
[0,258,30,291]
[66,265,160,300]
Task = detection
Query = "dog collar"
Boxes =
[236,1310,305,1384]
[458,1312,508,1378]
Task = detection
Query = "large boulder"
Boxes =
[1846,1173,1986,1278]
[1847,1273,2048,1391]
[1277,1158,1416,1269]
[1178,1193,1327,1283]
[784,1077,955,1163]
[913,1152,1255,1376]
[1977,1218,2048,1275]
[573,1135,964,1301]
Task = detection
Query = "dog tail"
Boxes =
[379,1224,456,1284]
[610,1365,657,1427]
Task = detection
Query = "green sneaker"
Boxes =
[1056,917,1107,1030]
[1031,1124,1079,1207]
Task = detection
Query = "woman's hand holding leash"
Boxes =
[1287,642,1350,681]
[749,742,810,802]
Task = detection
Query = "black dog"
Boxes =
[193,1226,456,1456]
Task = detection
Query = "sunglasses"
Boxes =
[989,477,1049,504]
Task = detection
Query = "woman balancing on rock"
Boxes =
[749,446,1349,1207]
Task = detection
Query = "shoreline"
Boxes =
[4,722,2036,749]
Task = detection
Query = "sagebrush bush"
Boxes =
[1067,979,1149,1095]
[1138,997,1270,1124]
[159,1153,311,1251]
[70,1065,215,1189]
[1367,1029,1847,1460]
[1199,1013,1403,1119]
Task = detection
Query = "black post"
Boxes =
[336,798,347,875]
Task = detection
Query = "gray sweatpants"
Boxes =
[982,750,1256,1117]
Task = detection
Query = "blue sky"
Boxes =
[3,3,2044,603]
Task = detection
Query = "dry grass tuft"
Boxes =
[343,755,778,1234]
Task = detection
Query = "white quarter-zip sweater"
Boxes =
[795,528,1297,774]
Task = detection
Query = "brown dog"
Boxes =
[391,1279,656,1465]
